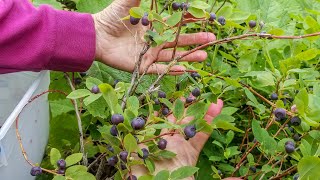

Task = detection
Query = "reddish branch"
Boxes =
[15,89,70,176]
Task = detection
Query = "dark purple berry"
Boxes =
[181,2,190,10]
[127,175,137,180]
[111,114,124,125]
[57,159,66,169]
[293,134,300,141]
[270,93,278,100]
[172,2,181,10]
[141,15,150,26]
[285,141,295,146]
[217,170,222,175]
[249,166,256,173]
[190,72,201,79]
[74,78,82,85]
[293,174,299,180]
[91,85,100,94]
[107,156,118,166]
[288,127,294,133]
[184,125,196,138]
[157,138,167,150]
[209,13,216,21]
[120,163,127,170]
[285,143,295,153]
[154,98,160,105]
[130,16,140,25]
[131,117,145,130]
[249,20,257,28]
[274,108,286,120]
[162,108,169,116]
[138,148,149,159]
[119,151,128,162]
[158,91,166,98]
[57,169,65,174]
[79,72,87,77]
[191,88,201,97]
[114,79,120,86]
[110,125,118,136]
[30,166,42,176]
[281,98,287,105]
[107,144,114,153]
[218,16,226,26]
[290,116,301,126]
[186,97,194,103]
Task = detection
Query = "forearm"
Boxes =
[0,0,95,74]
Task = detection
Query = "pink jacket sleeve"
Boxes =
[0,0,95,74]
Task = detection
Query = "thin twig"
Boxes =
[88,153,107,170]
[138,132,179,144]
[95,156,106,180]
[215,0,227,14]
[64,73,88,166]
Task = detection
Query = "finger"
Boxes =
[164,32,215,48]
[204,99,224,123]
[146,64,186,75]
[157,50,208,62]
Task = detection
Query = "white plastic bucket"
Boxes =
[0,71,50,180]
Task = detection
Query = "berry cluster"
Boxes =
[56,159,66,174]
[130,13,149,26]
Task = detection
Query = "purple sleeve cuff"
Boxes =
[47,9,95,72]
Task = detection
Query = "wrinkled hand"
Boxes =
[131,99,241,180]
[92,0,215,74]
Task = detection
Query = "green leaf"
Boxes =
[225,130,235,145]
[166,12,182,27]
[124,133,138,152]
[65,153,83,167]
[196,119,213,134]
[243,71,275,87]
[213,120,244,133]
[65,165,88,177]
[83,93,102,106]
[173,99,184,121]
[170,166,199,180]
[77,0,112,13]
[33,0,62,9]
[52,176,66,180]
[145,158,155,173]
[127,96,140,115]
[86,77,103,90]
[139,175,154,180]
[99,83,122,114]
[187,7,206,18]
[155,150,177,159]
[49,99,74,118]
[190,1,210,9]
[160,98,173,109]
[67,89,91,99]
[129,7,144,18]
[154,170,170,180]
[252,120,277,155]
[298,156,320,180]
[186,102,208,119]
[50,148,61,168]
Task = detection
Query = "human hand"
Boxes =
[130,99,242,180]
[92,0,215,74]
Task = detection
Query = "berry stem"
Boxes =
[64,73,88,166]
[138,132,179,144]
